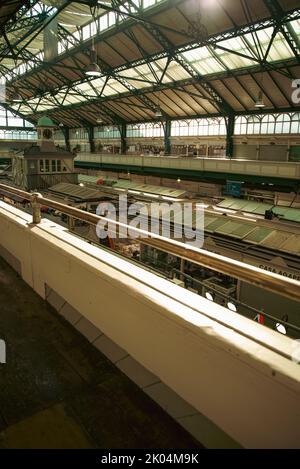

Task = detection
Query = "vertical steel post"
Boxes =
[30,193,42,224]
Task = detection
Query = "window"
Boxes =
[71,128,88,140]
[261,115,275,134]
[234,113,300,135]
[291,113,300,134]
[57,160,61,172]
[51,160,56,172]
[39,160,44,173]
[95,125,121,139]
[127,122,164,138]
[45,160,50,172]
[171,118,226,137]
[0,105,33,129]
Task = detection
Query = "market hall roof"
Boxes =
[1,0,300,127]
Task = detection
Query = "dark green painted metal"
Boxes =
[164,120,171,155]
[39,57,300,125]
[120,122,127,155]
[226,114,235,159]
[4,2,300,127]
[74,160,299,191]
[88,126,95,153]
[0,158,10,165]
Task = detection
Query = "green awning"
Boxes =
[244,227,274,244]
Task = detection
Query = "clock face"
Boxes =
[43,129,52,139]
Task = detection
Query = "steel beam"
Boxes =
[164,119,171,155]
[5,4,300,88]
[263,0,300,61]
[226,113,235,158]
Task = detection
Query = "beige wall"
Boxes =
[1,202,300,448]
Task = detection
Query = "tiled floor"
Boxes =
[0,256,202,449]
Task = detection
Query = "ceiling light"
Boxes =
[155,107,163,118]
[128,190,141,195]
[230,214,257,222]
[227,301,237,312]
[143,193,159,198]
[85,62,101,77]
[213,206,237,214]
[85,45,101,77]
[59,122,64,127]
[11,91,22,102]
[275,323,287,335]
[205,292,214,302]
[96,117,103,124]
[177,178,181,183]
[275,314,288,335]
[255,90,265,108]
[162,196,179,201]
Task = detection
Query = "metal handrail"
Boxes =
[170,268,300,335]
[1,181,300,303]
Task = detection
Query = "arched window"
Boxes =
[234,116,247,135]
[180,120,189,137]
[291,113,300,134]
[275,113,291,134]
[261,114,275,134]
[247,115,261,134]
[234,113,300,135]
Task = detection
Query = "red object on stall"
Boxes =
[254,313,265,324]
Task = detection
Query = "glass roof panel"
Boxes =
[64,95,86,103]
[244,227,274,244]
[290,19,300,35]
[181,47,225,74]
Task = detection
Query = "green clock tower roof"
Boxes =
[37,116,55,127]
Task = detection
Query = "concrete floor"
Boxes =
[0,256,201,449]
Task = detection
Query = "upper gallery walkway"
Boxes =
[74,153,300,186]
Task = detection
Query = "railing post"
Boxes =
[30,193,42,224]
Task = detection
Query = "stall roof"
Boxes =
[136,197,300,256]
[113,180,187,198]
[78,174,116,187]
[202,213,300,255]
[48,182,103,202]
[217,198,300,223]
[78,175,187,198]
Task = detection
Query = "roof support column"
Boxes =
[164,119,171,156]
[61,126,70,152]
[226,114,235,159]
[88,126,95,154]
[120,123,127,155]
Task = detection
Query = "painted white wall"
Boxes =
[1,201,300,448]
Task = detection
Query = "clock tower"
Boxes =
[12,114,78,190]
[37,115,56,151]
